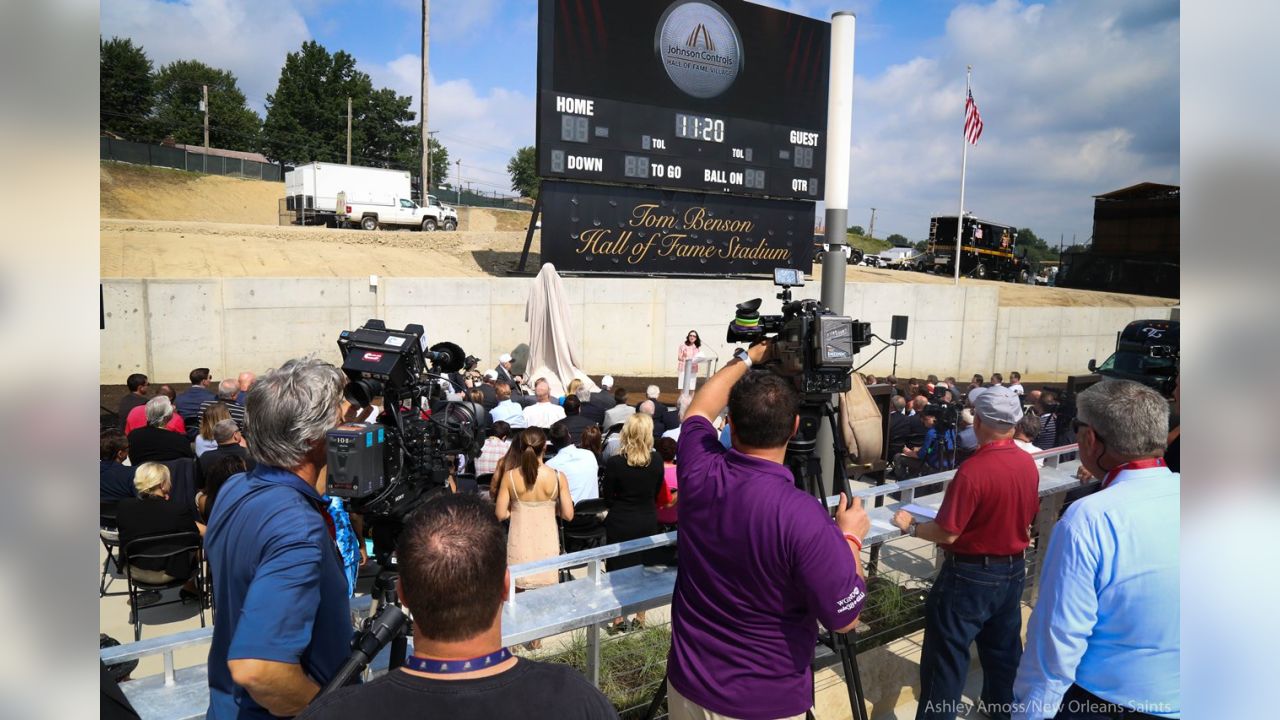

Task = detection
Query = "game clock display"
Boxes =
[536,0,830,201]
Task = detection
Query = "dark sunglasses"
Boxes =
[1071,418,1105,443]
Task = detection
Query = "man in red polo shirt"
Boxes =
[892,385,1040,720]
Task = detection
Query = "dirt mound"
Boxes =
[101,162,283,225]
[100,219,537,278]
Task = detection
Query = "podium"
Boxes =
[677,348,719,393]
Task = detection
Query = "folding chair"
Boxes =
[123,531,207,641]
[100,500,127,597]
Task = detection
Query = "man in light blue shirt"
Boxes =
[489,382,528,429]
[546,421,598,503]
[1014,379,1179,720]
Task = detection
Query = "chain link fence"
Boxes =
[101,137,289,182]
[430,184,532,212]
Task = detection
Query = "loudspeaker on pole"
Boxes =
[891,315,909,341]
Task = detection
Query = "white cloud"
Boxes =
[848,0,1178,242]
[100,0,312,115]
[368,53,534,190]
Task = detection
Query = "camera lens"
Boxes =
[344,378,383,407]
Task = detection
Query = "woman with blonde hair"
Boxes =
[195,402,232,457]
[115,462,204,602]
[560,378,583,406]
[494,427,575,591]
[601,413,664,633]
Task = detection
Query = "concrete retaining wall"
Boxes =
[100,277,1174,385]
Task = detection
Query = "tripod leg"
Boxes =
[823,402,870,720]
[642,675,668,720]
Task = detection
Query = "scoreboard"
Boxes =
[536,0,830,201]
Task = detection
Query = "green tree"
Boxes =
[886,233,911,246]
[100,37,154,139]
[151,60,261,151]
[395,131,450,188]
[1015,227,1059,266]
[847,225,865,236]
[508,146,540,199]
[262,41,416,168]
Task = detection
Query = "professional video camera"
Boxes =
[726,268,871,399]
[923,383,962,429]
[326,320,485,539]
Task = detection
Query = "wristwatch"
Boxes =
[905,519,919,537]
[733,348,753,369]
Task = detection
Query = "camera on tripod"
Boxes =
[923,384,962,429]
[726,268,871,398]
[326,320,484,535]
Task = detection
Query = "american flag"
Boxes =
[964,89,983,144]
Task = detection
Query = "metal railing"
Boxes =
[102,445,1089,719]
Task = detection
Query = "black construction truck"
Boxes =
[922,215,1032,283]
[1088,319,1179,397]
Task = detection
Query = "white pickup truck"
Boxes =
[342,194,458,231]
[285,162,459,231]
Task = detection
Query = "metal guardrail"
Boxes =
[103,445,1088,720]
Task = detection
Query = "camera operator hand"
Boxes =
[836,493,870,542]
[746,339,776,365]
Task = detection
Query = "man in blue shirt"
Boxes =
[206,358,352,719]
[1014,380,1179,719]
[175,367,216,440]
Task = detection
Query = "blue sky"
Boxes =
[101,0,1179,244]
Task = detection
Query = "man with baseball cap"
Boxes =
[891,385,1041,720]
[494,353,517,388]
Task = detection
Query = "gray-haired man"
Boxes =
[200,378,248,430]
[205,358,351,719]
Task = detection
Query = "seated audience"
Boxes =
[494,428,574,593]
[991,372,1005,387]
[577,387,606,426]
[546,421,599,503]
[195,402,233,457]
[578,426,604,465]
[477,371,499,410]
[562,394,598,444]
[127,396,194,465]
[124,384,185,435]
[522,379,566,429]
[489,382,529,429]
[1013,413,1045,467]
[588,375,617,411]
[197,453,248,524]
[602,387,635,430]
[488,431,528,499]
[117,373,150,430]
[199,379,247,431]
[559,379,583,406]
[196,419,254,491]
[175,368,216,440]
[656,437,679,528]
[116,463,203,596]
[100,429,136,502]
[476,422,513,476]
[235,371,255,405]
[296,494,616,720]
[957,408,979,451]
[660,395,692,442]
[638,385,668,418]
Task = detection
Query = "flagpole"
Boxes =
[954,65,971,285]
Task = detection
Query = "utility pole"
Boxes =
[456,159,462,204]
[421,0,431,195]
[425,129,439,197]
[867,207,877,240]
[346,97,352,165]
[202,84,209,172]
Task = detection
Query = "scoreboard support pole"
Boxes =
[815,12,871,720]
[514,194,543,275]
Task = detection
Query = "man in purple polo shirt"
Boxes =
[670,340,870,720]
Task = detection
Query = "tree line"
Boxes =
[100,37,449,184]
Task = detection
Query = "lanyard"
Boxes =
[404,647,512,674]
[1102,457,1166,489]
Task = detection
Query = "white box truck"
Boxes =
[284,162,458,231]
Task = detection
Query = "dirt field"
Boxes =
[100,162,1176,309]
[101,162,284,225]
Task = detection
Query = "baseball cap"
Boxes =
[484,370,498,380]
[498,353,512,363]
[601,375,614,388]
[970,385,1023,427]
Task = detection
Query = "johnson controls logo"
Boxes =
[655,0,742,99]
